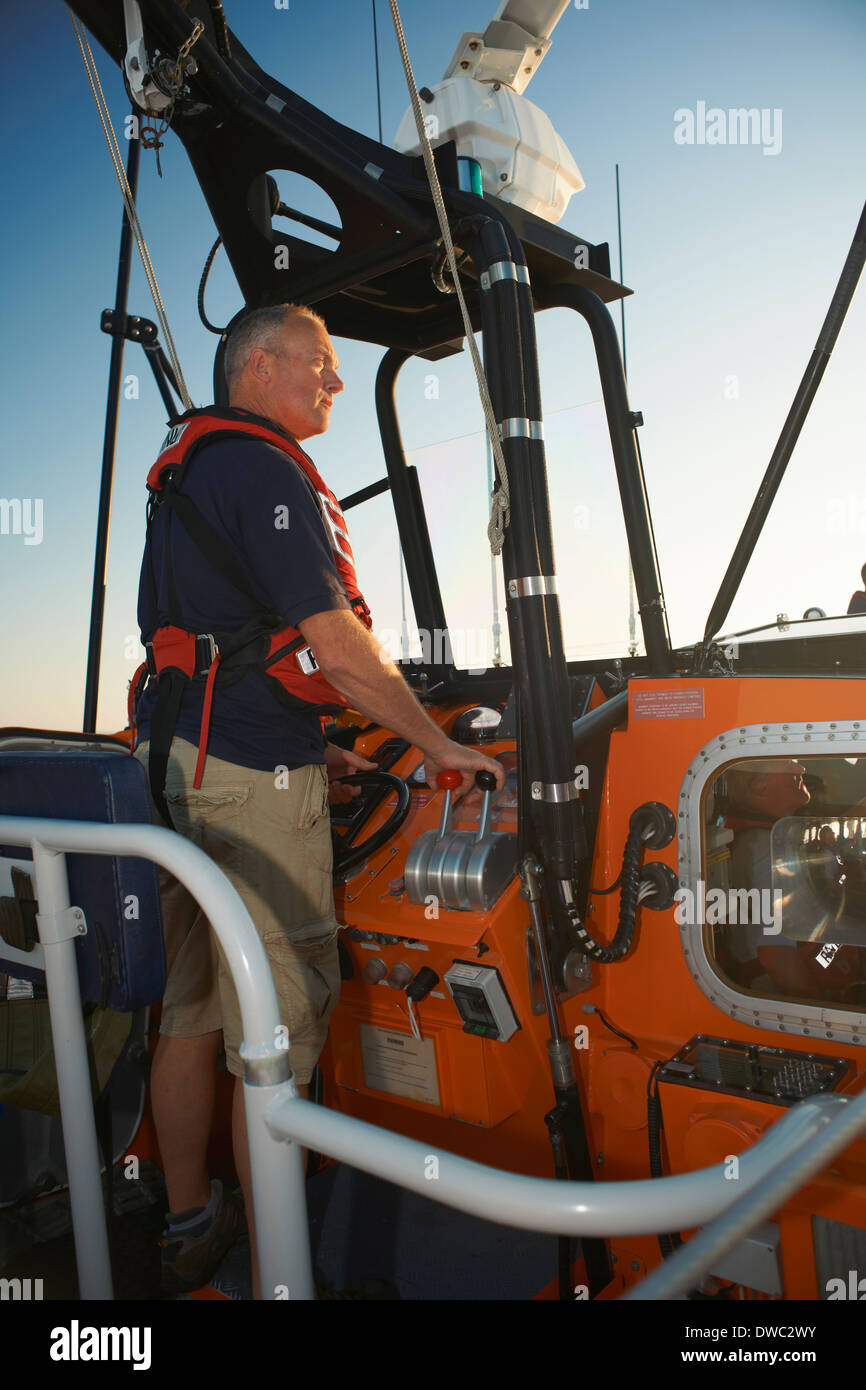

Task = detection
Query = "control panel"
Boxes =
[658,1034,850,1106]
[443,961,520,1041]
[405,769,517,912]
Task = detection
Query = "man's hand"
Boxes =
[423,740,505,803]
[300,611,509,805]
[323,742,377,805]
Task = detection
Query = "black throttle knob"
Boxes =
[406,967,439,1002]
[475,769,497,792]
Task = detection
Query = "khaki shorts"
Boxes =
[135,738,341,1084]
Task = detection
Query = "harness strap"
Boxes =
[193,653,222,790]
[164,489,274,614]
[127,661,149,746]
[148,668,188,826]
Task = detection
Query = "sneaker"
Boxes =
[159,1181,246,1295]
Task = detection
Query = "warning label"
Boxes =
[632,688,705,721]
[359,1025,440,1106]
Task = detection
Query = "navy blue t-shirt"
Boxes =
[135,433,351,771]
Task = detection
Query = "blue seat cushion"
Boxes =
[0,749,165,1010]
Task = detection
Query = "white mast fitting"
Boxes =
[122,0,173,112]
[393,0,584,223]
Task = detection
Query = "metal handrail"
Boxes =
[261,1089,861,1240]
[623,1088,866,1300]
[2,813,864,1300]
[0,815,308,1301]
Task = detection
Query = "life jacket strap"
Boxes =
[148,668,188,827]
[145,628,219,680]
[142,629,223,821]
[127,662,149,749]
[193,653,222,790]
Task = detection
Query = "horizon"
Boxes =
[1,0,864,731]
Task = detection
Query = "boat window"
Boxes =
[701,755,866,1011]
[340,489,420,663]
[410,400,637,669]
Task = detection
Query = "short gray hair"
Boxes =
[224,303,325,395]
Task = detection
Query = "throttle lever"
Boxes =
[474,768,498,841]
[436,769,461,839]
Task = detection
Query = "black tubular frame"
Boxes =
[141,343,183,419]
[374,348,449,651]
[471,216,587,890]
[83,126,141,733]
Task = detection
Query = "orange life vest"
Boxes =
[131,407,371,814]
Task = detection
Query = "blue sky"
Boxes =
[1,0,864,731]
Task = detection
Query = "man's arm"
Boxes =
[298,609,505,798]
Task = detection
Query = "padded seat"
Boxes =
[0,742,165,1009]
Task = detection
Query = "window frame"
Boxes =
[677,717,866,1048]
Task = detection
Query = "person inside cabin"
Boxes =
[132,303,504,1296]
[716,760,864,1002]
[846,562,866,615]
[714,760,810,993]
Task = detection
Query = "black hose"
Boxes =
[545,1107,573,1301]
[588,872,622,895]
[197,235,226,335]
[206,0,232,61]
[568,827,644,963]
[588,1006,638,1050]
[647,1063,683,1259]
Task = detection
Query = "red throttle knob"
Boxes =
[437,770,462,790]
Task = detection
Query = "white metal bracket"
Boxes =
[122,0,173,113]
[36,905,88,946]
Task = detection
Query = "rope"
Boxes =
[139,19,205,177]
[387,1,511,554]
[67,9,194,411]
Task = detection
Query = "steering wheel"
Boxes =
[798,838,847,912]
[330,772,411,877]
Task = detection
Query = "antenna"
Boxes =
[616,163,638,659]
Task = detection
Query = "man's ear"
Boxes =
[247,347,271,383]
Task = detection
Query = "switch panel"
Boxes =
[444,961,519,1041]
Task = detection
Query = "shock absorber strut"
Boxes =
[520,854,610,1300]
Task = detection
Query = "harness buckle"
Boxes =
[195,633,218,675]
[144,642,157,678]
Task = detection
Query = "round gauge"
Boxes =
[452,706,502,744]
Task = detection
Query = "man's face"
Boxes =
[767,768,810,817]
[752,765,810,819]
[260,319,344,440]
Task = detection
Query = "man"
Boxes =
[846,563,866,615]
[719,760,861,999]
[132,303,504,1295]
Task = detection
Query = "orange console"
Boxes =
[319,678,866,1299]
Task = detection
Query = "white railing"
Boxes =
[2,814,865,1301]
